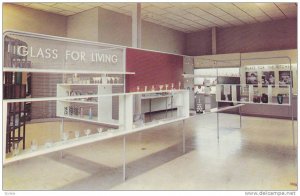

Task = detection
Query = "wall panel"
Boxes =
[217,19,297,54]
[125,48,184,92]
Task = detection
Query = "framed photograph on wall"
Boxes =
[279,71,293,87]
[245,71,258,86]
[262,71,275,87]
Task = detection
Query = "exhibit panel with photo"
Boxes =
[245,71,258,85]
[279,71,293,87]
[262,71,275,87]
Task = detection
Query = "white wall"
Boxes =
[67,7,99,42]
[142,21,185,54]
[97,7,185,54]
[98,7,132,46]
[3,3,67,36]
[4,4,186,54]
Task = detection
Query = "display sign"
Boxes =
[4,31,125,72]
[244,64,290,71]
[8,45,119,64]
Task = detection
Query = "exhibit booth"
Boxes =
[2,31,297,180]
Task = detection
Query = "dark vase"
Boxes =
[253,96,261,103]
[221,94,226,100]
[277,94,283,104]
[261,93,268,103]
[253,97,257,103]
[227,94,232,101]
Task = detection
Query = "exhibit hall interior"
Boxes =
[1,2,298,192]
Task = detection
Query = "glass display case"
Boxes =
[2,31,190,165]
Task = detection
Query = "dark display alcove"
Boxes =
[217,76,241,112]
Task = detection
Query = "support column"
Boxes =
[212,27,217,55]
[132,3,142,118]
[123,136,126,181]
[132,3,141,48]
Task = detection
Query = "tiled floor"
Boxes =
[3,113,297,190]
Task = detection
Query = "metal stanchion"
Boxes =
[123,136,126,181]
[182,120,185,154]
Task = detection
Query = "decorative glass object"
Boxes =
[261,93,268,103]
[171,83,174,90]
[97,127,103,134]
[80,107,84,118]
[165,84,169,90]
[137,86,140,92]
[30,140,38,151]
[178,82,181,89]
[75,130,80,138]
[44,140,53,148]
[64,107,68,115]
[69,106,73,116]
[144,86,147,92]
[151,85,155,91]
[62,132,69,141]
[12,143,20,156]
[74,107,79,116]
[277,94,283,104]
[88,108,92,119]
[159,85,163,91]
[84,129,91,136]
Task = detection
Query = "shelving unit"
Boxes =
[3,89,190,165]
[56,78,125,127]
[216,84,291,106]
[58,83,124,86]
[4,114,189,165]
[56,114,120,126]
[59,100,98,105]
[3,67,136,75]
[2,31,191,183]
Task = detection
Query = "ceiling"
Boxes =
[14,2,297,33]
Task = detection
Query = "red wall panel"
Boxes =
[126,48,183,92]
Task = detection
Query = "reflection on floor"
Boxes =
[3,113,297,190]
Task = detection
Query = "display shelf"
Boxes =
[129,89,186,95]
[3,90,185,103]
[189,104,245,118]
[3,89,190,164]
[141,95,173,100]
[4,115,188,165]
[58,100,98,105]
[183,74,217,78]
[194,84,217,86]
[210,104,245,113]
[57,114,119,126]
[216,84,291,106]
[131,116,188,132]
[59,83,124,86]
[183,74,239,78]
[3,67,135,75]
[217,100,290,106]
